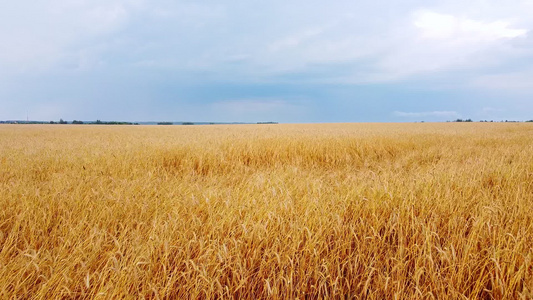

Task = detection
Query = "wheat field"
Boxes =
[0,123,532,299]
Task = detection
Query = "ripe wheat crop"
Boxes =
[0,123,532,299]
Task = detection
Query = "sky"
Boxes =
[1,0,533,123]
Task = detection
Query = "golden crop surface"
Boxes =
[1,123,532,299]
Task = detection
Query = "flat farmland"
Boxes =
[1,123,532,299]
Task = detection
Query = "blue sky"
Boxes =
[1,0,533,122]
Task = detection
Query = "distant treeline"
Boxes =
[5,119,531,124]
[0,120,280,125]
[0,119,139,125]
[447,119,533,123]
[61,120,139,125]
[92,120,139,125]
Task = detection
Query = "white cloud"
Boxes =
[414,10,527,41]
[481,107,504,113]
[394,111,461,118]
[476,107,506,119]
[374,9,529,82]
[268,28,325,52]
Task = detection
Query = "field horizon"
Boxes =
[1,123,532,298]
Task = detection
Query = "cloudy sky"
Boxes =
[1,0,533,122]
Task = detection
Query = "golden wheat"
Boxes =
[0,123,532,299]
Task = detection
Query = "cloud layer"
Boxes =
[1,0,532,122]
